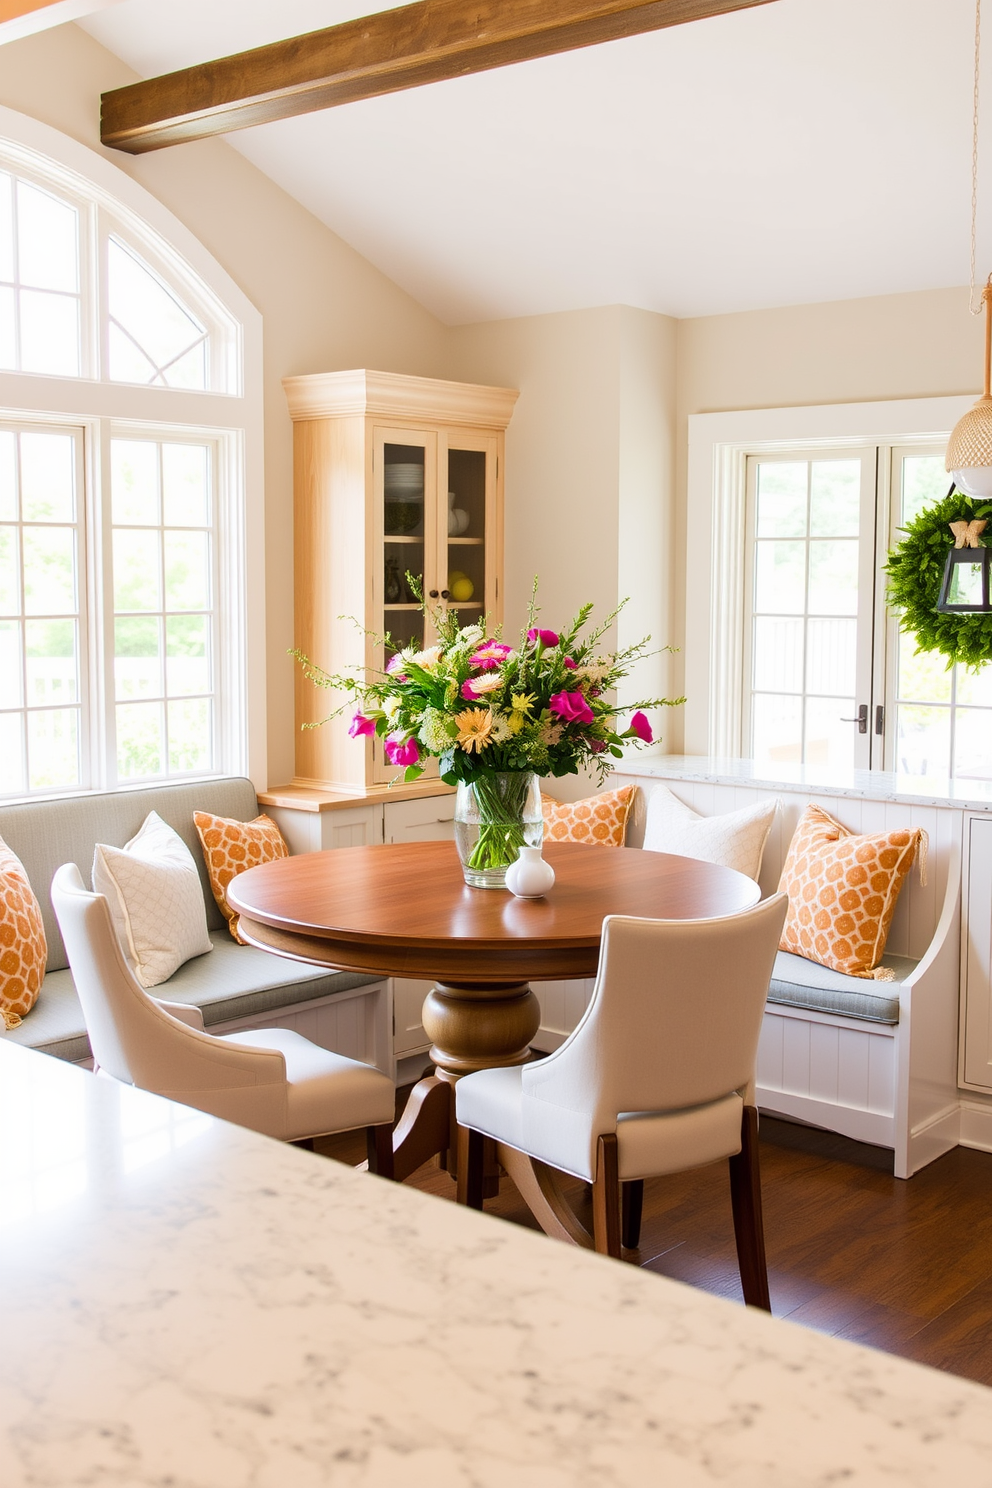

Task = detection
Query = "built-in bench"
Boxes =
[0,778,392,1076]
[532,762,962,1178]
[613,762,963,1179]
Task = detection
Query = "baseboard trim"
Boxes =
[756,1085,894,1149]
[959,1098,992,1154]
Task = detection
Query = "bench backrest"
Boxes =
[622,778,959,966]
[0,777,259,973]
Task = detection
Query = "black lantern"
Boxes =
[936,517,992,613]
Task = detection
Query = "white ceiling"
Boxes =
[80,0,987,324]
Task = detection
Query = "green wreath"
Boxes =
[884,486,992,670]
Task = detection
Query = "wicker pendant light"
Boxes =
[946,280,992,496]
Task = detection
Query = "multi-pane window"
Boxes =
[0,171,81,378]
[107,239,208,389]
[0,137,245,801]
[744,443,992,782]
[112,438,216,781]
[745,453,874,772]
[889,452,992,781]
[0,426,83,794]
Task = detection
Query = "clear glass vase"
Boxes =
[453,771,543,888]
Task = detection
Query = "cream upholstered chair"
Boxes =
[51,864,396,1173]
[455,893,788,1308]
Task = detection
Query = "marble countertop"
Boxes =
[618,755,992,813]
[3,1042,992,1487]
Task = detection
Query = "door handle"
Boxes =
[839,705,868,734]
[875,705,885,735]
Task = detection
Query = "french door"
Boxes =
[742,441,985,779]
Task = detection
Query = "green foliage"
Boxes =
[884,488,992,670]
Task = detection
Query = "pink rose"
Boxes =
[470,641,512,671]
[527,627,559,648]
[549,690,594,725]
[348,713,376,738]
[385,654,407,679]
[384,734,420,767]
[562,656,577,669]
[629,711,653,744]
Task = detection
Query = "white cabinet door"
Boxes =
[383,793,455,843]
[962,816,992,1090]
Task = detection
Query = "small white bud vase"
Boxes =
[504,845,556,898]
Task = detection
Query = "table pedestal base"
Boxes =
[392,980,540,1184]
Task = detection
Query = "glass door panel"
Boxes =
[744,451,875,771]
[886,448,992,781]
[442,433,497,628]
[381,439,427,657]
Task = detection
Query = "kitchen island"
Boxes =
[2,1040,991,1487]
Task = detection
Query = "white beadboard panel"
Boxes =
[757,1014,785,1090]
[808,1023,840,1105]
[780,1017,812,1097]
[534,978,595,1041]
[867,1032,897,1115]
[836,1027,872,1112]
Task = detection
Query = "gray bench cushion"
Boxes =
[3,930,381,1063]
[767,950,915,1025]
[0,777,259,971]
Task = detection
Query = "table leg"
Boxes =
[392,979,540,1185]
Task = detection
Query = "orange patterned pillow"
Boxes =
[778,805,925,980]
[541,785,635,847]
[193,811,289,944]
[0,836,46,1029]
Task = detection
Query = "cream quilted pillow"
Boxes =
[643,786,777,882]
[92,812,212,988]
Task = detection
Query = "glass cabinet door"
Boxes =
[441,431,498,629]
[377,430,435,659]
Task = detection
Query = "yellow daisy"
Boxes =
[455,708,494,753]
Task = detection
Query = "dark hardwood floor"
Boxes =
[317,1099,992,1388]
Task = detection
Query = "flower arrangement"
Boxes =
[294,582,683,882]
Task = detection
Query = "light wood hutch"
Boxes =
[259,369,518,1070]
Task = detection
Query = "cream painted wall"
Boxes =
[447,304,681,790]
[0,22,450,786]
[672,287,987,711]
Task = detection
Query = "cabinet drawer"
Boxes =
[383,793,455,844]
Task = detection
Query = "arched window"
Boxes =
[0,109,263,800]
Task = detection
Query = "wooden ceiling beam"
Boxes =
[101,0,778,154]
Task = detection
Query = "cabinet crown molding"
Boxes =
[283,369,519,428]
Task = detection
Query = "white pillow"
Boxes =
[642,786,777,882]
[92,811,212,988]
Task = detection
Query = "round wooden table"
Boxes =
[228,840,759,1181]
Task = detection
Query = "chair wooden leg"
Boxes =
[592,1133,622,1259]
[621,1180,644,1250]
[367,1122,395,1181]
[457,1127,486,1209]
[728,1105,771,1311]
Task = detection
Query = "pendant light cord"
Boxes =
[971,0,987,313]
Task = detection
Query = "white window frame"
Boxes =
[685,396,973,760]
[0,106,265,795]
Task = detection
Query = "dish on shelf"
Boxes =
[384,464,425,494]
[384,501,423,534]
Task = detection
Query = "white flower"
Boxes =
[491,714,512,743]
[408,645,442,670]
[384,695,402,722]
